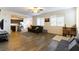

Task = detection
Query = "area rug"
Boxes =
[22,32,56,50]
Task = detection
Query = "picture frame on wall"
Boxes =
[45,18,50,22]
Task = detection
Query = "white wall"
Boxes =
[76,7,79,34]
[33,8,76,35]
[38,8,76,27]
[21,18,32,32]
[65,8,76,27]
[0,8,28,33]
[0,9,11,33]
[32,16,37,25]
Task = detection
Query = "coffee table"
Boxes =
[52,35,70,41]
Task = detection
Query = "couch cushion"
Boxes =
[68,39,77,50]
[56,40,69,51]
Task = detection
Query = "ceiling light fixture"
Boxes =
[29,7,43,13]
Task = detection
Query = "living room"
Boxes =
[0,7,79,51]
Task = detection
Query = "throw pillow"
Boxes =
[35,27,39,30]
[68,39,77,50]
[68,36,75,43]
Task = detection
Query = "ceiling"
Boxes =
[3,7,73,16]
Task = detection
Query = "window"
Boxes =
[50,16,56,26]
[56,16,64,26]
[50,16,64,26]
[37,18,44,26]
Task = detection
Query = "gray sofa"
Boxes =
[56,37,79,51]
[0,30,8,41]
[48,36,79,51]
[56,40,69,51]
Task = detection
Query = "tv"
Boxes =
[0,19,4,29]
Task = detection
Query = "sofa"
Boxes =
[0,30,8,41]
[28,26,43,33]
[55,37,79,51]
[48,36,79,51]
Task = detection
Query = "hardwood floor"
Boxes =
[0,32,55,51]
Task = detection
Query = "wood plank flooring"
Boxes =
[0,32,55,51]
